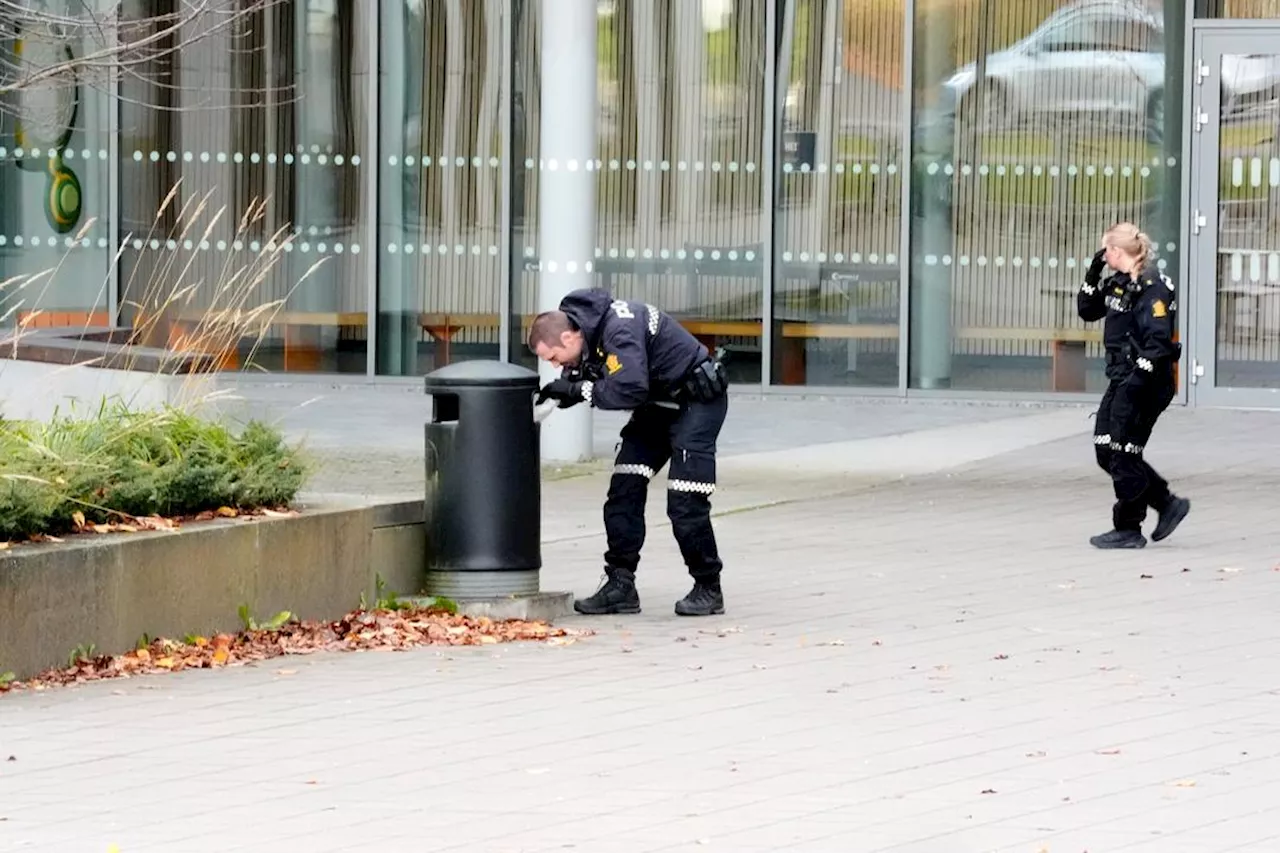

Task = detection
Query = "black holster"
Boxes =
[677,356,729,404]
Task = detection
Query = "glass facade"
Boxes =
[774,0,903,387]
[910,0,1183,393]
[379,0,504,376]
[115,0,372,373]
[1,0,115,332]
[4,0,1280,401]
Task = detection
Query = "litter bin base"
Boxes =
[409,590,574,623]
[424,569,540,599]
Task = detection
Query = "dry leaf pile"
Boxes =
[0,506,301,549]
[0,605,591,695]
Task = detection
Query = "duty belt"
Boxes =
[1105,350,1128,369]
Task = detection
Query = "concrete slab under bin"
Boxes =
[407,591,574,623]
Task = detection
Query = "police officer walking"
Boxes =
[528,288,730,616]
[1078,221,1191,549]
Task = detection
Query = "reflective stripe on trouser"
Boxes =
[603,423,669,573]
[602,396,726,578]
[1094,379,1173,531]
[667,446,722,580]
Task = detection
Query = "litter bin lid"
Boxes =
[423,359,541,390]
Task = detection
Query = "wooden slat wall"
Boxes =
[514,0,767,322]
[398,0,504,344]
[775,0,903,356]
[1223,0,1280,16]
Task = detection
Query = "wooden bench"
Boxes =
[17,309,110,329]
[675,318,900,385]
[956,326,1102,392]
[138,304,1126,392]
[148,309,368,371]
[419,312,516,369]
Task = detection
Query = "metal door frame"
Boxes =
[1188,24,1280,407]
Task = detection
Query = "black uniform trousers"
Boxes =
[1093,371,1175,531]
[603,394,728,581]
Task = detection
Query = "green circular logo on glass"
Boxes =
[13,27,83,235]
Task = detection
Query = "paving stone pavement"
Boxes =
[4,394,1280,852]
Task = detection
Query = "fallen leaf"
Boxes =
[1097,748,1122,755]
[1140,574,1154,580]
[215,506,239,518]
[993,654,1009,660]
[275,669,297,676]
[71,511,86,529]
[872,639,883,646]
[0,542,9,551]
[981,788,997,794]
[0,603,593,695]
[1219,567,1242,574]
[1172,779,1197,787]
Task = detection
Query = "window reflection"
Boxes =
[772,0,904,388]
[0,0,114,332]
[509,0,766,384]
[378,0,504,376]
[910,0,1181,393]
[117,0,370,373]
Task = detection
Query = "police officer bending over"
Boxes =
[529,288,730,616]
[1078,221,1191,549]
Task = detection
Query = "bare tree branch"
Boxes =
[0,0,293,120]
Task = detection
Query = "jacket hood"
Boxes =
[560,288,615,348]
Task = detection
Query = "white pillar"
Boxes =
[537,0,596,463]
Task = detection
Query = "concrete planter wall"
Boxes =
[0,500,428,680]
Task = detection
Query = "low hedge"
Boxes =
[0,400,309,542]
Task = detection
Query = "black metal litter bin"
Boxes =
[423,360,542,598]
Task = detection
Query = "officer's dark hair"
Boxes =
[1105,221,1154,271]
[527,310,578,351]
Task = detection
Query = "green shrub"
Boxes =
[0,399,308,541]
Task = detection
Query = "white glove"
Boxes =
[533,397,559,424]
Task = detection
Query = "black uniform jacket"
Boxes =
[1077,261,1180,385]
[560,288,709,410]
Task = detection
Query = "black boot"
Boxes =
[674,578,724,616]
[574,567,641,615]
[1152,496,1190,542]
[1090,529,1147,549]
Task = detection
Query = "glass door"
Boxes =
[1189,29,1280,406]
